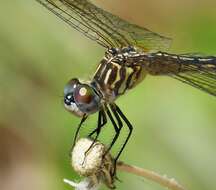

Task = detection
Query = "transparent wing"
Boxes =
[131,53,216,96]
[171,63,216,96]
[35,0,172,50]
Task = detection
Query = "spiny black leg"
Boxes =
[88,109,107,137]
[104,104,122,157]
[85,109,107,154]
[89,110,102,139]
[106,104,125,176]
[88,127,98,137]
[114,104,133,162]
[72,114,88,148]
[110,104,123,128]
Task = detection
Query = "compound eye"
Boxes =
[74,85,94,104]
[64,78,79,95]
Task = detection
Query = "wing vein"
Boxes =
[35,0,171,50]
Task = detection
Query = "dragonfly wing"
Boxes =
[131,52,216,96]
[35,0,172,50]
[114,22,172,52]
[171,64,216,96]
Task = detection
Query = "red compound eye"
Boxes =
[74,84,93,104]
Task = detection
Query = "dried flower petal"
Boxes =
[64,178,101,190]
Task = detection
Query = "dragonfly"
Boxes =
[35,0,216,176]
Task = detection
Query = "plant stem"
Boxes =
[117,161,186,190]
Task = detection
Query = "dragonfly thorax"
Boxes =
[93,47,148,102]
[107,46,141,61]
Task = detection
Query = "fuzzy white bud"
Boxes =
[67,138,115,189]
[72,138,106,176]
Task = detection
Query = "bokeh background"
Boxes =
[0,0,216,190]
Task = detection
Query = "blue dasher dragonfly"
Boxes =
[35,0,216,176]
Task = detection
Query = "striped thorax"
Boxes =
[93,47,147,101]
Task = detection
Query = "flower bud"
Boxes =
[68,138,115,189]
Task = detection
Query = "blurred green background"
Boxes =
[0,0,216,190]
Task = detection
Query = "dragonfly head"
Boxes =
[64,78,101,117]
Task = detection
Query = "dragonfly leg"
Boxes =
[85,109,107,155]
[105,105,123,155]
[88,109,107,137]
[102,104,124,177]
[72,114,88,149]
[108,103,133,176]
[104,105,123,156]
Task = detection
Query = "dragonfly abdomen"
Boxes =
[93,57,147,101]
[147,52,216,75]
[146,52,183,75]
[179,55,216,72]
